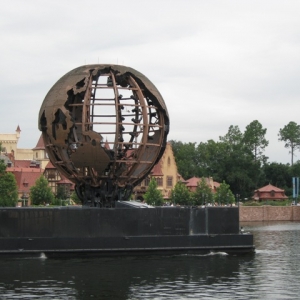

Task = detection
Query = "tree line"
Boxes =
[170,120,300,199]
[144,177,235,207]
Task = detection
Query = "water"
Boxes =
[0,221,300,299]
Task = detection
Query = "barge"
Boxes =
[0,204,254,257]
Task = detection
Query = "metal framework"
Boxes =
[39,65,169,207]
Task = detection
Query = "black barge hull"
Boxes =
[0,206,254,256]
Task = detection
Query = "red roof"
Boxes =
[255,184,285,192]
[253,184,288,200]
[14,160,32,168]
[151,162,163,176]
[185,176,201,187]
[45,161,56,169]
[32,134,45,150]
[6,167,44,195]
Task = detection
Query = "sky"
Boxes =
[1,0,299,164]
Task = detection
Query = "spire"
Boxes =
[16,125,21,139]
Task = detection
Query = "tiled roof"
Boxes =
[151,161,163,176]
[6,167,43,194]
[45,161,56,169]
[32,134,45,150]
[185,176,209,187]
[13,160,32,168]
[255,184,285,192]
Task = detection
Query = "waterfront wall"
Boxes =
[239,206,300,222]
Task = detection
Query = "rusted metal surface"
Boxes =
[39,64,169,206]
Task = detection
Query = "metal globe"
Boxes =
[39,64,169,206]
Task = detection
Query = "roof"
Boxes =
[151,161,163,176]
[32,134,45,150]
[11,160,31,168]
[185,176,200,187]
[45,161,56,169]
[255,184,285,192]
[6,167,44,194]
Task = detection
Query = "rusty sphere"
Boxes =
[39,64,169,206]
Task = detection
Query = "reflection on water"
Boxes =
[0,221,300,299]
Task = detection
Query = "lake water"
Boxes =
[0,221,300,299]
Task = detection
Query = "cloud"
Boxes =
[1,0,300,164]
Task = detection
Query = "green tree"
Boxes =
[192,177,213,206]
[219,125,243,145]
[278,121,300,166]
[196,140,227,181]
[243,120,269,163]
[30,175,54,205]
[169,140,199,179]
[214,181,235,205]
[217,125,261,198]
[170,181,192,206]
[262,162,292,195]
[70,191,81,205]
[144,178,164,206]
[56,185,70,200]
[0,159,18,207]
[290,160,300,178]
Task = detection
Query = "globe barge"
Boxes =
[0,64,254,256]
[0,204,254,257]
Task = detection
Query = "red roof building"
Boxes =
[253,184,288,201]
[6,167,44,206]
[185,176,220,193]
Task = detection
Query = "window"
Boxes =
[168,157,171,165]
[145,176,150,186]
[156,177,163,186]
[167,176,173,187]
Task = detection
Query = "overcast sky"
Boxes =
[1,0,299,164]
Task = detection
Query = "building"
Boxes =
[32,134,49,170]
[1,128,180,203]
[6,166,44,206]
[252,184,288,201]
[133,142,180,200]
[43,161,74,196]
[0,126,34,160]
[185,176,220,193]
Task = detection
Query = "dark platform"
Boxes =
[0,206,254,257]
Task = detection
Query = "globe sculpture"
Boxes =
[39,64,169,207]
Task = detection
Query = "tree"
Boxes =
[170,181,192,206]
[169,140,199,179]
[70,191,81,205]
[214,181,235,205]
[219,125,243,146]
[144,178,164,206]
[30,175,54,205]
[0,159,18,207]
[217,125,261,198]
[192,177,213,206]
[262,162,292,195]
[243,120,269,163]
[56,185,70,200]
[278,121,300,166]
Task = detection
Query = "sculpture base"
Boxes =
[0,206,254,257]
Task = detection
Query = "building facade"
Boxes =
[133,142,180,200]
[252,184,288,201]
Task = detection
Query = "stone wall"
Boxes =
[239,206,300,221]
